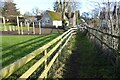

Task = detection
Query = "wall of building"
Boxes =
[41,12,52,27]
[53,21,62,28]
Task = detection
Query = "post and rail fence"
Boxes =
[85,26,120,68]
[1,24,119,79]
[0,28,77,79]
[1,16,42,35]
[86,26,120,53]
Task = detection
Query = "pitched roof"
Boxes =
[47,11,62,20]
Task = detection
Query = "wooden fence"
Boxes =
[0,28,77,79]
[86,26,120,73]
[87,27,120,58]
[86,26,120,54]
[1,16,42,35]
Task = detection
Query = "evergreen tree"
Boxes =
[2,1,20,18]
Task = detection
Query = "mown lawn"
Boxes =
[0,23,32,31]
[0,33,61,68]
[1,36,40,48]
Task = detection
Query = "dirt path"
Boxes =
[62,32,116,78]
[63,50,81,78]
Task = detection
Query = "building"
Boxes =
[41,10,69,28]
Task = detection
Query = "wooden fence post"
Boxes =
[17,16,20,34]
[56,38,62,69]
[92,29,94,40]
[118,37,120,53]
[27,22,30,35]
[100,33,103,49]
[9,25,12,31]
[3,17,7,31]
[44,50,47,78]
[12,26,15,31]
[94,30,97,43]
[112,37,115,49]
[59,38,63,58]
[33,22,35,34]
[87,28,90,39]
[115,3,120,75]
[15,26,18,30]
[20,22,23,35]
[39,22,41,34]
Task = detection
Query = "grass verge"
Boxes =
[48,31,119,79]
[62,31,118,78]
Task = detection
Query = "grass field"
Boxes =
[0,33,61,68]
[0,23,33,31]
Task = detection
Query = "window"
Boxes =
[48,20,50,23]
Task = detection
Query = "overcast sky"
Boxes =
[13,0,120,15]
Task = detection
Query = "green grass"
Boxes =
[63,32,117,78]
[4,34,61,79]
[0,23,12,31]
[22,26,33,30]
[1,33,61,68]
[0,23,32,31]
[1,33,61,79]
[1,36,39,48]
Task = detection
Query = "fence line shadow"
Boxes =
[2,34,58,67]
[2,34,55,51]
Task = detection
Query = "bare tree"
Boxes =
[24,11,32,16]
[53,0,62,12]
[32,7,41,16]
[68,0,80,12]
[62,0,80,20]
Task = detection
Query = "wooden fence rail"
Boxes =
[86,26,120,53]
[0,28,77,79]
[87,27,120,38]
[86,26,120,72]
